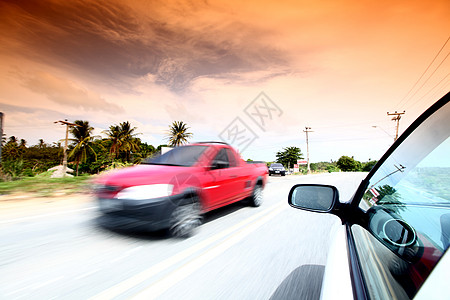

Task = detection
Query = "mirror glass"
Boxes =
[290,185,335,211]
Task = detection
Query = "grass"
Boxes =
[0,172,94,197]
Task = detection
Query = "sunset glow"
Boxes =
[1,0,449,162]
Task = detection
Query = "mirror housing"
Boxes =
[211,160,229,170]
[288,184,340,213]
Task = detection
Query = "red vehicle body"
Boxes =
[94,142,268,236]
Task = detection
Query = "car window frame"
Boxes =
[211,148,230,169]
[350,93,449,214]
[344,92,449,299]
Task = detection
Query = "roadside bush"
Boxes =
[22,168,35,177]
[362,160,377,172]
[326,165,339,173]
[336,156,362,172]
[1,159,24,179]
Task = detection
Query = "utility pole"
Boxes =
[0,112,3,165]
[54,120,80,176]
[303,126,313,174]
[387,111,405,141]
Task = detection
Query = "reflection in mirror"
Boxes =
[290,185,335,212]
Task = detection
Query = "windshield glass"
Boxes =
[270,163,283,168]
[352,99,450,299]
[144,145,208,167]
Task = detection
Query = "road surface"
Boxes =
[0,172,366,300]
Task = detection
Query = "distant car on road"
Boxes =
[268,163,286,176]
[94,142,268,237]
[288,92,449,299]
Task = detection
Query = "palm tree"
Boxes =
[69,120,97,176]
[38,139,46,149]
[3,136,20,159]
[166,121,193,147]
[118,121,140,162]
[18,139,27,156]
[104,124,122,160]
[104,121,140,162]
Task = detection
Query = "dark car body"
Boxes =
[268,163,286,176]
[288,92,449,299]
[94,142,268,236]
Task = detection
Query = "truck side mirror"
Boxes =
[211,160,229,170]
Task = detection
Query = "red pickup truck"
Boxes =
[94,142,268,237]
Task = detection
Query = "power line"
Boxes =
[404,51,450,106]
[408,73,450,111]
[397,35,450,108]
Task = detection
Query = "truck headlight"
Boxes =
[115,184,174,200]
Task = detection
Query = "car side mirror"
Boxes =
[211,160,229,170]
[288,184,339,212]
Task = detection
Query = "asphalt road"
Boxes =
[0,172,366,300]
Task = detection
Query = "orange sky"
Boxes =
[0,0,449,162]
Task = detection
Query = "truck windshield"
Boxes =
[144,145,208,167]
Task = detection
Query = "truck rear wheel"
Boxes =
[249,184,263,207]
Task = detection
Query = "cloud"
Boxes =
[0,0,291,92]
[20,72,123,113]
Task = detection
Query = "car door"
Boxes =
[347,95,450,299]
[288,93,450,300]
[203,148,238,210]
[224,148,252,201]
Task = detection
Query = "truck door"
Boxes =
[203,148,237,209]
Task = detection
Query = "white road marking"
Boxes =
[30,276,64,290]
[111,246,144,263]
[131,204,286,300]
[89,203,285,300]
[75,268,102,280]
[4,286,30,296]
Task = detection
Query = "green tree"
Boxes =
[23,142,63,174]
[69,120,98,176]
[139,142,156,160]
[336,156,362,172]
[104,124,122,160]
[276,146,303,169]
[362,160,377,172]
[38,139,46,149]
[2,136,20,160]
[18,139,27,156]
[104,122,140,162]
[166,121,193,147]
[118,121,140,162]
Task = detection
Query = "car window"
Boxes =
[225,148,238,167]
[351,100,450,299]
[212,148,230,168]
[144,145,208,166]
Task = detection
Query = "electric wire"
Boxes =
[396,35,450,109]
[408,73,450,111]
[404,51,450,107]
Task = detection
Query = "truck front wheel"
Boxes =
[169,193,202,238]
